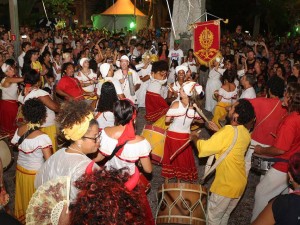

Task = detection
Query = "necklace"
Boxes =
[68,146,85,155]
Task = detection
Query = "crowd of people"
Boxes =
[0,23,299,224]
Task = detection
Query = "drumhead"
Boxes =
[0,140,13,171]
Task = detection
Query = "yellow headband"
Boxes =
[62,113,94,141]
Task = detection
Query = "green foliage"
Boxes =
[43,0,74,17]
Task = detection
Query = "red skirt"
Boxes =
[161,131,198,182]
[145,91,169,122]
[0,100,18,136]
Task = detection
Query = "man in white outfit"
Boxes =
[114,55,141,104]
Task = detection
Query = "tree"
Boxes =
[43,0,74,18]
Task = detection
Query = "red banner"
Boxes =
[193,20,221,66]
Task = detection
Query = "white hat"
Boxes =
[237,69,245,77]
[1,63,9,73]
[100,63,110,78]
[175,65,188,74]
[120,55,129,61]
[182,81,203,96]
[79,57,89,67]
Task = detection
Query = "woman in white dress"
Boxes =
[75,58,98,100]
[12,99,52,223]
[94,82,118,130]
[18,69,59,152]
[0,59,23,136]
[35,101,100,201]
[205,59,226,112]
[212,69,238,128]
[97,99,154,225]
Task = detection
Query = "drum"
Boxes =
[251,153,274,174]
[141,125,166,164]
[0,139,14,171]
[156,183,207,225]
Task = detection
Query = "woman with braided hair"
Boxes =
[161,81,204,182]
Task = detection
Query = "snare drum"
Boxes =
[141,125,166,164]
[156,183,207,225]
[251,153,274,174]
[0,139,14,171]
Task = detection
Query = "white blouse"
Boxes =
[100,130,151,175]
[11,131,52,171]
[75,70,97,93]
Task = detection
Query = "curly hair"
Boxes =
[286,82,300,113]
[235,99,255,125]
[22,98,47,124]
[56,101,95,130]
[96,82,118,113]
[61,62,74,77]
[70,167,145,225]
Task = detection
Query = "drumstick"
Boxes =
[170,140,190,162]
[0,135,9,140]
[192,103,209,123]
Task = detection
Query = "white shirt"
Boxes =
[1,78,18,100]
[11,132,52,171]
[167,101,200,133]
[75,70,97,93]
[18,51,25,74]
[114,68,141,103]
[35,148,99,201]
[96,77,123,96]
[100,130,151,175]
[95,111,115,129]
[168,48,184,65]
[240,87,256,99]
[18,89,56,127]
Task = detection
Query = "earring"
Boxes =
[77,144,82,149]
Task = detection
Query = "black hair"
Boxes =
[22,49,39,75]
[221,69,236,84]
[113,100,135,126]
[286,82,300,114]
[96,82,118,113]
[235,99,255,125]
[22,98,47,124]
[151,60,169,73]
[23,69,40,85]
[61,62,74,77]
[21,42,31,51]
[267,75,285,98]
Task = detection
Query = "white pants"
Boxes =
[207,193,241,225]
[245,139,270,177]
[251,167,288,222]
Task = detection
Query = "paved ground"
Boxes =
[3,107,260,224]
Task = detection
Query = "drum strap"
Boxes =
[253,100,281,131]
[17,127,39,146]
[200,126,238,184]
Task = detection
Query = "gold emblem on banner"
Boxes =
[196,27,218,61]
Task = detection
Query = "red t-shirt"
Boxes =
[273,112,300,172]
[56,76,84,101]
[250,98,287,145]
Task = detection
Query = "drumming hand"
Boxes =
[0,189,9,207]
[254,145,263,155]
[190,131,199,144]
[58,204,70,225]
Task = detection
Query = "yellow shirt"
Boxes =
[32,61,42,73]
[197,125,250,198]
